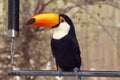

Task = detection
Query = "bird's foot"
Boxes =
[58,68,62,78]
[74,67,80,80]
[74,67,79,76]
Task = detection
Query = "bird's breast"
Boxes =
[51,35,76,62]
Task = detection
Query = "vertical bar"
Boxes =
[8,0,19,37]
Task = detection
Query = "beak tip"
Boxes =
[26,18,36,26]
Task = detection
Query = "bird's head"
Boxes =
[26,13,76,37]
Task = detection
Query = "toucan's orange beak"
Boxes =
[26,13,59,28]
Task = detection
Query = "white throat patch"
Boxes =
[53,22,70,39]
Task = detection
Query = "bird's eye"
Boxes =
[60,17,65,23]
[61,19,65,23]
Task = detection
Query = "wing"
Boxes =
[51,39,59,70]
[71,36,81,68]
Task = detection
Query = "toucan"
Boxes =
[26,13,82,79]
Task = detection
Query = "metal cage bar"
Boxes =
[8,0,19,31]
[8,0,19,37]
[8,70,120,77]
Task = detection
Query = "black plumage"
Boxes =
[51,14,81,71]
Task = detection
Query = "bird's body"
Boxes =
[51,14,81,71]
[27,13,82,75]
[51,35,81,71]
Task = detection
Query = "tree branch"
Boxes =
[72,0,120,9]
[39,0,54,13]
[58,6,76,13]
[73,2,116,46]
[34,0,43,14]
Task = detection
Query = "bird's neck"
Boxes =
[52,22,70,40]
[52,30,69,39]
